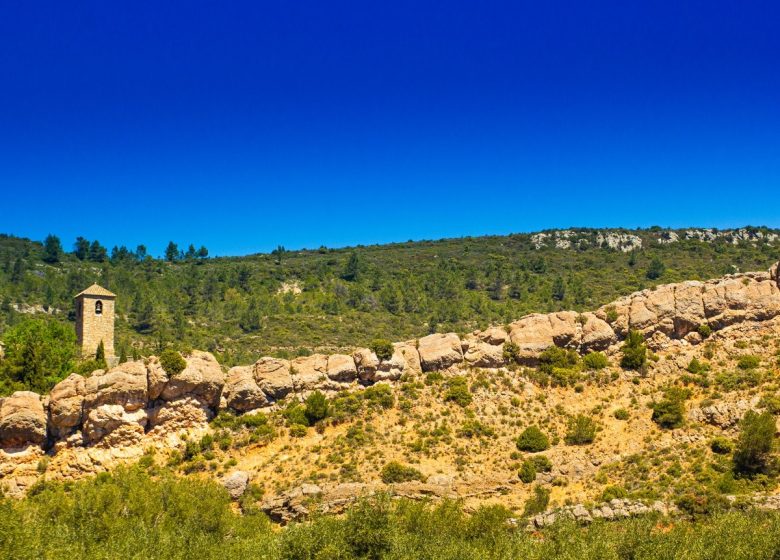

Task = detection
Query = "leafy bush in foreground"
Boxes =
[9,467,780,559]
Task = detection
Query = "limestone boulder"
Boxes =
[84,360,148,412]
[629,286,676,336]
[418,333,463,372]
[147,397,212,433]
[253,357,294,401]
[146,357,168,400]
[463,336,506,368]
[579,313,616,351]
[160,351,224,408]
[771,262,779,287]
[82,404,147,445]
[223,365,268,412]
[548,311,580,348]
[353,348,379,381]
[508,315,555,362]
[374,342,422,381]
[327,354,358,382]
[476,326,509,345]
[222,471,250,499]
[0,391,47,448]
[672,282,706,337]
[49,373,86,438]
[291,354,338,392]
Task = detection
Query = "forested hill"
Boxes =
[1,227,779,365]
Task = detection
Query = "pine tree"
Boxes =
[74,237,90,260]
[342,251,360,282]
[42,234,62,263]
[165,241,179,262]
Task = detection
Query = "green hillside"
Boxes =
[1,228,778,367]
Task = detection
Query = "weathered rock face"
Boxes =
[253,357,293,401]
[84,361,148,412]
[327,354,358,382]
[508,314,557,362]
[147,397,212,433]
[48,373,86,438]
[0,392,47,448]
[690,399,757,429]
[222,470,250,499]
[354,342,422,382]
[418,333,463,371]
[352,348,379,381]
[291,354,336,392]
[159,351,225,408]
[223,366,268,412]
[82,404,148,445]
[146,357,168,400]
[462,334,506,368]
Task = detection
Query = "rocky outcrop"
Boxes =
[327,354,358,382]
[690,398,757,429]
[159,351,224,408]
[253,358,294,401]
[83,361,148,413]
[6,263,780,463]
[223,366,268,412]
[418,333,463,371]
[530,499,673,528]
[48,373,86,438]
[261,483,323,523]
[222,470,250,499]
[0,392,47,448]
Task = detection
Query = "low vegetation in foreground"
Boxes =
[3,466,780,560]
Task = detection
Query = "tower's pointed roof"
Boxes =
[74,283,116,298]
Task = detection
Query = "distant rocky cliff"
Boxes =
[1,262,779,495]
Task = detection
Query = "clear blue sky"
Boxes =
[1,1,778,256]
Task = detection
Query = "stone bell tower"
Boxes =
[74,283,116,364]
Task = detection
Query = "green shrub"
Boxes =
[502,341,522,364]
[565,414,597,445]
[698,324,713,338]
[304,391,329,425]
[530,455,552,473]
[380,461,424,484]
[737,355,760,370]
[523,485,550,516]
[733,410,776,477]
[613,408,629,420]
[538,346,580,374]
[710,437,734,455]
[605,306,618,324]
[687,357,710,374]
[363,384,394,409]
[283,403,309,427]
[516,426,550,452]
[600,485,628,502]
[518,460,536,483]
[289,424,308,437]
[651,386,690,429]
[582,352,608,370]
[159,348,186,376]
[444,376,472,407]
[370,339,394,361]
[620,330,647,370]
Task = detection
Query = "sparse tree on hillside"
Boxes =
[165,241,179,262]
[197,246,208,258]
[88,240,107,262]
[551,275,565,301]
[343,251,360,282]
[74,236,90,260]
[135,244,148,261]
[646,257,666,280]
[42,234,62,263]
